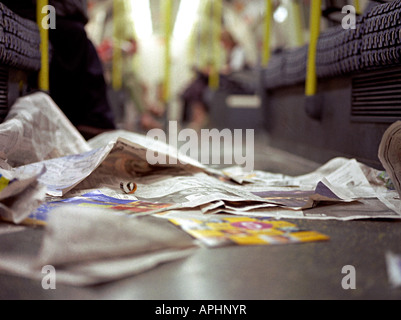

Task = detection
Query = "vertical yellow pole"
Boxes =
[262,0,273,67]
[209,0,222,90]
[198,1,208,70]
[112,0,123,91]
[291,0,305,47]
[354,0,361,15]
[37,0,49,92]
[305,0,322,96]
[188,26,196,70]
[128,0,139,74]
[163,0,173,103]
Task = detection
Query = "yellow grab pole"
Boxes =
[162,0,173,103]
[262,0,273,67]
[112,0,123,91]
[209,0,222,90]
[354,0,361,15]
[37,0,49,92]
[290,0,305,47]
[305,0,322,96]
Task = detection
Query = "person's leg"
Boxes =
[49,18,115,135]
[188,101,209,132]
[83,39,116,130]
[181,74,209,129]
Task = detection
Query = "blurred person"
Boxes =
[220,29,248,74]
[181,63,212,132]
[98,36,165,133]
[48,0,116,139]
[181,28,248,132]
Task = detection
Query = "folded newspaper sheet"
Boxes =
[0,93,91,167]
[0,207,197,286]
[15,131,208,198]
[0,160,47,224]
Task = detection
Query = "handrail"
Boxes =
[37,0,49,92]
[209,0,223,90]
[354,0,361,15]
[262,0,273,67]
[112,0,123,91]
[290,0,305,47]
[162,0,173,103]
[305,0,322,97]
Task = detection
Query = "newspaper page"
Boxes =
[0,161,45,200]
[379,121,401,199]
[222,157,352,188]
[9,137,401,222]
[125,168,358,211]
[215,156,401,219]
[88,130,209,174]
[28,189,174,225]
[14,145,114,197]
[0,207,197,287]
[29,152,399,221]
[1,92,399,222]
[0,161,47,223]
[0,92,90,167]
[323,159,377,199]
[13,132,209,198]
[218,198,398,221]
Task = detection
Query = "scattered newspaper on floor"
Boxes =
[1,92,401,225]
[0,207,197,286]
[1,93,401,286]
[0,93,399,224]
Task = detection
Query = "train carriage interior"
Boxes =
[0,0,401,301]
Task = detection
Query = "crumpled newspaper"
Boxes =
[0,161,47,224]
[0,207,198,286]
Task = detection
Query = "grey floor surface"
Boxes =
[1,136,400,300]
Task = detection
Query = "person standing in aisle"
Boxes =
[47,0,116,139]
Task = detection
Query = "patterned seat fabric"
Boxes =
[0,2,41,72]
[263,0,401,90]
